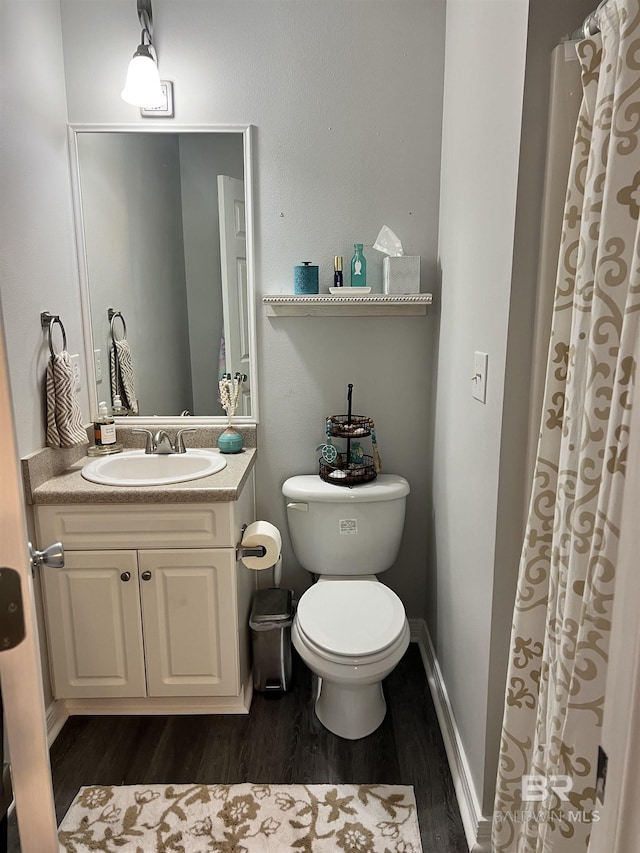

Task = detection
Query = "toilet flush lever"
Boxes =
[287,502,308,512]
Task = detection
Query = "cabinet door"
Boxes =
[138,550,238,697]
[41,551,146,698]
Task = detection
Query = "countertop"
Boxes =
[28,447,256,505]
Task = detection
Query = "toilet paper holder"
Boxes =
[236,524,267,562]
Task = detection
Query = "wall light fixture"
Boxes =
[121,0,165,109]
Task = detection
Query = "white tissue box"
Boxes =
[383,256,420,294]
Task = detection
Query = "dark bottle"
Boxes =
[333,256,343,287]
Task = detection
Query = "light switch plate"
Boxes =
[94,349,102,383]
[472,351,488,403]
[70,354,81,392]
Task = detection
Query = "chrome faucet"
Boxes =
[154,430,174,454]
[132,428,196,455]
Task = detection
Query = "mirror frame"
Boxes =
[67,123,258,425]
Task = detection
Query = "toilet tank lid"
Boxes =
[282,473,410,503]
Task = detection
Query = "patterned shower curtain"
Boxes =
[492,2,640,852]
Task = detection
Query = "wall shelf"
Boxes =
[263,294,433,317]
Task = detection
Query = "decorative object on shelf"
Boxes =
[333,255,344,288]
[328,287,372,296]
[316,439,338,464]
[350,243,367,287]
[294,261,319,294]
[373,225,420,294]
[218,372,246,453]
[349,441,364,464]
[318,384,383,486]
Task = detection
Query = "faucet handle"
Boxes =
[132,428,155,454]
[175,428,196,454]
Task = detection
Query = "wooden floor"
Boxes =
[9,643,468,851]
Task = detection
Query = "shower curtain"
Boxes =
[493,1,640,852]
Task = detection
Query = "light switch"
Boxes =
[94,349,102,383]
[472,351,488,403]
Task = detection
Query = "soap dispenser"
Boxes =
[112,394,128,416]
[88,402,122,455]
[94,402,116,447]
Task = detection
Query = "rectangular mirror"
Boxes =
[68,124,257,423]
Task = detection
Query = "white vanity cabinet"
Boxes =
[34,477,255,714]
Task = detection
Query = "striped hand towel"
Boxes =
[45,351,88,448]
[110,339,139,414]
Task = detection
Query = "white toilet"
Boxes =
[282,473,411,739]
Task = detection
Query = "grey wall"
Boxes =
[59,0,447,611]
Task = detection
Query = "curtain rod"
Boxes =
[571,0,610,39]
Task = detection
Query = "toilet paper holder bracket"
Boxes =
[236,524,267,562]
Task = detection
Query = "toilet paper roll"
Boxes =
[241,521,282,570]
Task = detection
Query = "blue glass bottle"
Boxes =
[350,244,367,287]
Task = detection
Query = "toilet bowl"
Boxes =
[292,577,410,739]
[283,472,411,739]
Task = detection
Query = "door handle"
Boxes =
[120,572,131,582]
[141,571,152,581]
[28,541,65,575]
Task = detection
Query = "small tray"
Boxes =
[328,287,372,295]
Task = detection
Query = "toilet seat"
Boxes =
[296,580,406,659]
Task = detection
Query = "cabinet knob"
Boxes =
[141,571,152,581]
[120,572,131,582]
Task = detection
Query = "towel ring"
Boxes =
[108,308,127,342]
[40,312,67,358]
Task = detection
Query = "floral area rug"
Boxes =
[58,783,423,852]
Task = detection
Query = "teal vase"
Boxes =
[218,426,243,454]
[350,244,367,287]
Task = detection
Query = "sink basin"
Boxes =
[81,449,227,487]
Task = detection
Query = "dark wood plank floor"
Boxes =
[9,644,468,851]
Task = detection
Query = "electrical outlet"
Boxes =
[472,351,488,403]
[70,354,81,392]
[94,349,102,383]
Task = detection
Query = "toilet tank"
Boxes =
[282,474,410,576]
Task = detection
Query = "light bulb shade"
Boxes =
[121,46,165,108]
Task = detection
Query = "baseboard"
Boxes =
[46,699,69,746]
[408,619,492,853]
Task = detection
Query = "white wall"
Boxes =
[432,0,597,827]
[59,0,447,610]
[432,0,529,815]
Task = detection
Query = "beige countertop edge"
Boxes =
[29,448,256,505]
